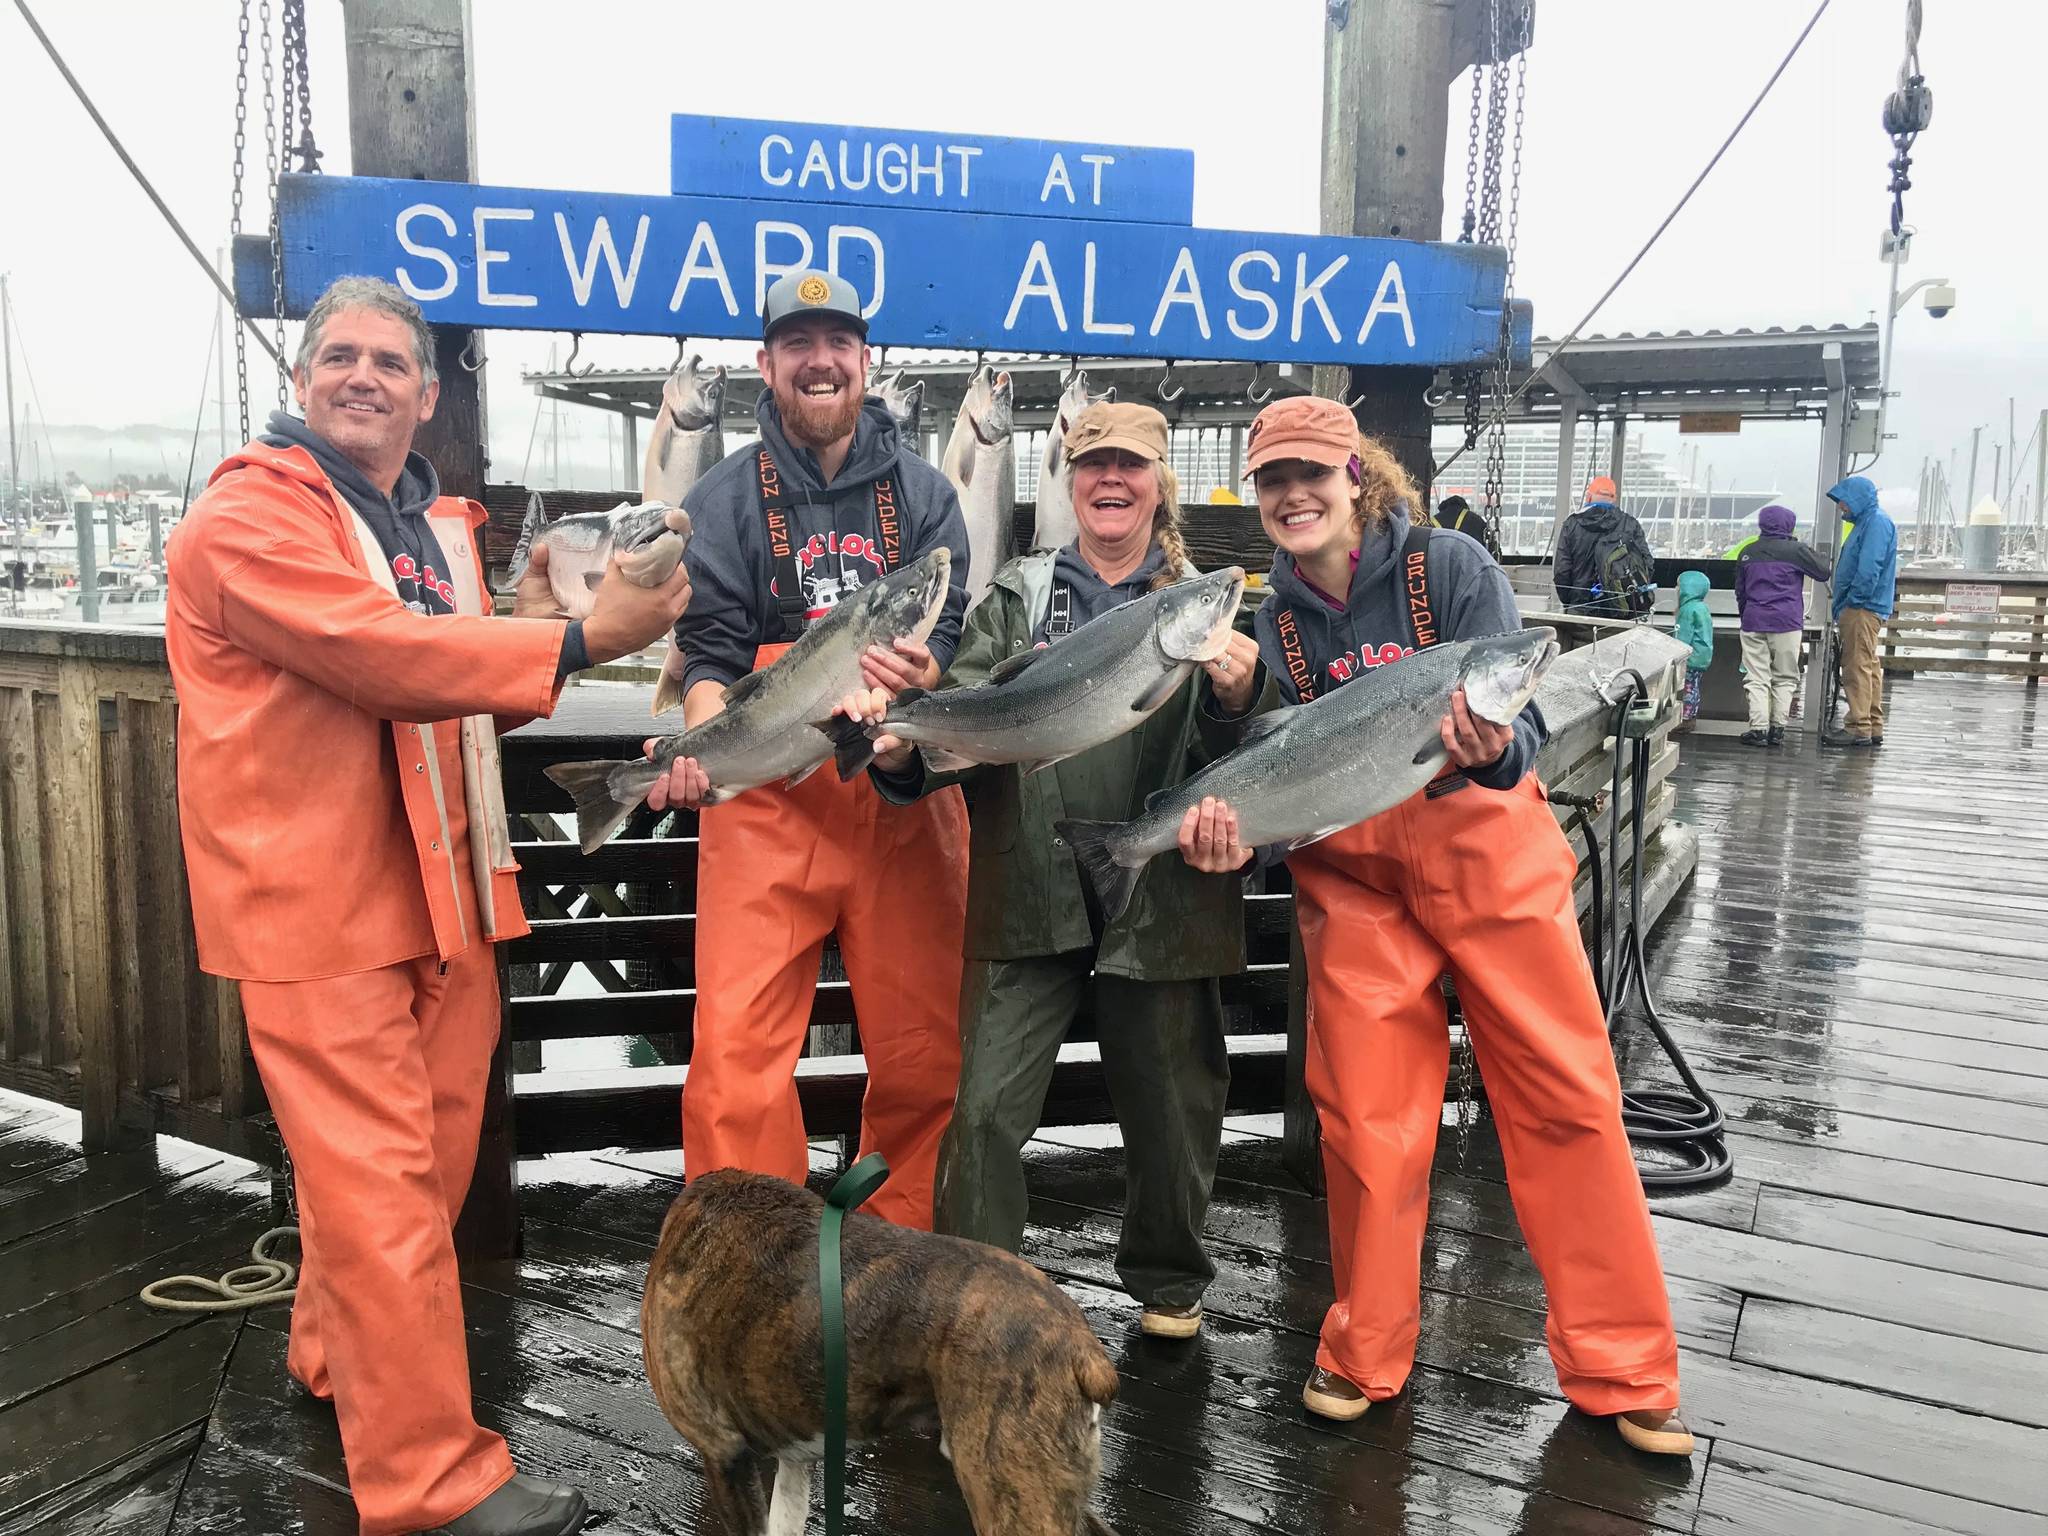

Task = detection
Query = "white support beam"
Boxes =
[1802,342,1849,736]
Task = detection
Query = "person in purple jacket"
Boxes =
[1733,504,1832,745]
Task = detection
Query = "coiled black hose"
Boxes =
[1555,670,1733,1191]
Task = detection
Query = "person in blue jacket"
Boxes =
[1671,570,1715,732]
[1824,476,1898,748]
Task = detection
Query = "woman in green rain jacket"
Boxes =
[850,401,1273,1340]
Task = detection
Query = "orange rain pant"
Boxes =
[683,641,969,1229]
[239,738,513,1536]
[1290,774,1680,1418]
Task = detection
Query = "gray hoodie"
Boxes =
[675,392,970,695]
[1252,514,1546,791]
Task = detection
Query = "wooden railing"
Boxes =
[1885,571,2048,682]
[0,623,267,1160]
[0,617,1695,1243]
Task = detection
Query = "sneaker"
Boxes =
[1302,1365,1372,1422]
[1740,729,1769,747]
[1766,726,1785,747]
[434,1475,588,1536]
[1616,1408,1696,1457]
[1139,1301,1203,1339]
[1821,732,1874,750]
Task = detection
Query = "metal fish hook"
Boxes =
[457,331,486,373]
[564,333,596,378]
[1421,381,1452,408]
[1061,354,1082,387]
[1157,360,1185,404]
[1246,363,1274,406]
[673,336,690,369]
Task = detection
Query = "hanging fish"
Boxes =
[642,355,726,715]
[1033,368,1101,553]
[869,366,926,445]
[941,366,1015,606]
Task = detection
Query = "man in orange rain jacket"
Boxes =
[166,277,689,1536]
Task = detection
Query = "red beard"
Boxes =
[777,378,863,449]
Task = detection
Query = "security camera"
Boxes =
[1923,283,1957,319]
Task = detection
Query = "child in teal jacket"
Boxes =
[1673,569,1714,727]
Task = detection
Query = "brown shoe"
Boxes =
[1139,1301,1203,1339]
[1302,1365,1372,1421]
[1616,1408,1696,1456]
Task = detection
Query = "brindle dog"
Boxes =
[642,1168,1120,1536]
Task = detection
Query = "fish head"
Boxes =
[980,372,1015,442]
[1155,566,1248,663]
[1459,626,1560,725]
[665,354,726,430]
[1059,371,1093,424]
[858,547,953,647]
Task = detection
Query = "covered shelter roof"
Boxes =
[521,322,1882,432]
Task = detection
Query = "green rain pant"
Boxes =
[933,953,1231,1308]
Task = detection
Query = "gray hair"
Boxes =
[294,276,438,385]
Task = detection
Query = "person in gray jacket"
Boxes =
[641,269,972,1229]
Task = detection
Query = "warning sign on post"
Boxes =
[1945,582,2001,616]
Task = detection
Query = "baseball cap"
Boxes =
[1243,395,1358,476]
[761,269,868,342]
[1064,401,1169,464]
[1585,476,1618,504]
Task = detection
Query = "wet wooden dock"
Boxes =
[4,675,2045,1535]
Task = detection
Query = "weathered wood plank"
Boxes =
[129,698,189,1097]
[0,1141,222,1250]
[3,691,52,1067]
[101,699,144,1120]
[1678,1348,2048,1515]
[1,1423,203,1536]
[1750,1183,2048,1290]
[1695,1442,2048,1536]
[0,1313,236,1522]
[1732,1295,2048,1428]
[1650,1209,2048,1352]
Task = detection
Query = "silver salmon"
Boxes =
[942,366,1015,605]
[643,355,726,716]
[496,492,691,618]
[1033,369,1103,553]
[870,367,926,442]
[1059,626,1560,919]
[823,566,1245,780]
[547,549,952,852]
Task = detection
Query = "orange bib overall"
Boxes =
[1290,773,1680,1418]
[683,641,969,1228]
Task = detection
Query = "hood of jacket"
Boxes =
[1676,569,1711,603]
[754,392,902,499]
[1573,501,1627,537]
[260,411,440,518]
[1827,475,1881,526]
[1757,504,1797,538]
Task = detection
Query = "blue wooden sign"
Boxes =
[670,114,1197,225]
[248,174,1510,369]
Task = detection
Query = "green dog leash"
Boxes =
[821,1153,889,1536]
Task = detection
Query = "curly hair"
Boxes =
[1350,435,1429,532]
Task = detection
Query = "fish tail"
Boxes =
[495,490,547,594]
[544,757,661,853]
[1057,818,1143,922]
[811,714,878,781]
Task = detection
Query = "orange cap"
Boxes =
[1586,476,1618,503]
[1243,395,1358,477]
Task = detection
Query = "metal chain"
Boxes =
[230,0,252,442]
[260,0,287,411]
[1459,60,1483,242]
[277,2,296,180]
[1479,6,1528,560]
[1450,997,1480,1168]
[282,0,321,173]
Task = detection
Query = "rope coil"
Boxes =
[141,1227,301,1312]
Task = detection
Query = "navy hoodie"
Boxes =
[675,392,970,695]
[1252,513,1546,791]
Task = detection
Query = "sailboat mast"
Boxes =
[3,273,22,592]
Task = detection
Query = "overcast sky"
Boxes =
[4,0,2043,517]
